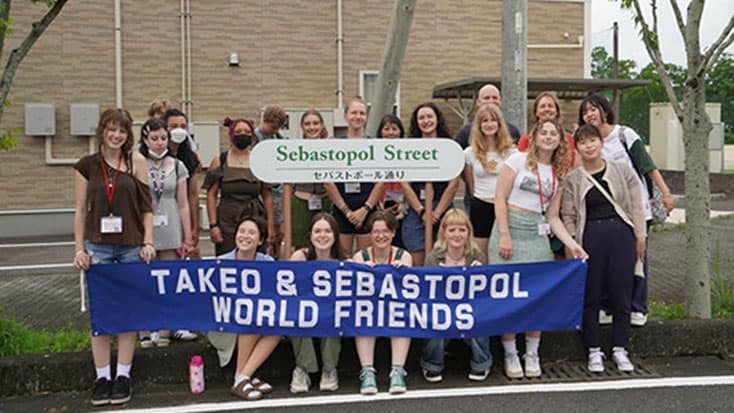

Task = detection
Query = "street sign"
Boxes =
[250,138,464,183]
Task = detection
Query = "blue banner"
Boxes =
[86,259,587,338]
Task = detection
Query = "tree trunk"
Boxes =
[682,81,712,318]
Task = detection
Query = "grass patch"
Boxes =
[648,301,686,320]
[711,242,734,318]
[0,316,89,356]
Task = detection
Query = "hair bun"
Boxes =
[223,117,233,127]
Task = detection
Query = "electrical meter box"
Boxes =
[70,104,100,136]
[25,103,55,136]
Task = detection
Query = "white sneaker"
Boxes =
[588,351,605,373]
[523,353,542,378]
[612,349,635,372]
[173,329,198,341]
[631,312,648,327]
[504,354,524,379]
[599,310,613,325]
[319,369,339,391]
[290,366,310,393]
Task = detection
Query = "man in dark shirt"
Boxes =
[454,84,521,148]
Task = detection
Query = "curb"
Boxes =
[2,319,733,397]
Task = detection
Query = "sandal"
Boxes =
[251,377,273,394]
[230,379,263,401]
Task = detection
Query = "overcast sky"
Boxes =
[590,0,733,68]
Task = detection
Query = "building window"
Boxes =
[359,70,400,116]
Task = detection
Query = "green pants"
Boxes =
[290,337,341,373]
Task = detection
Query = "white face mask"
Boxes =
[170,128,189,144]
[147,147,168,160]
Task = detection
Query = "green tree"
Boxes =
[706,53,734,143]
[620,0,733,318]
[0,0,68,151]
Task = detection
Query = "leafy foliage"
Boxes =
[591,46,734,143]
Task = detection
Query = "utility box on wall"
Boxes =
[649,103,723,172]
[70,104,99,136]
[24,103,55,136]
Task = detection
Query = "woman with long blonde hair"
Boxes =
[489,118,572,379]
[464,103,515,255]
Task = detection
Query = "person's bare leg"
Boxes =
[91,334,111,368]
[240,336,282,377]
[355,336,376,367]
[235,334,260,375]
[339,234,355,257]
[390,337,411,366]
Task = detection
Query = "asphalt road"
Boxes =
[2,356,734,413]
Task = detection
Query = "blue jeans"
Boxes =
[420,337,492,373]
[84,241,141,264]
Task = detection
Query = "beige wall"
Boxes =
[0,1,584,210]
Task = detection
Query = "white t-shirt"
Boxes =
[503,152,557,214]
[602,125,652,220]
[464,147,515,200]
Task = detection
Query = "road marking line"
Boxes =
[0,256,217,272]
[101,375,734,413]
[0,236,212,249]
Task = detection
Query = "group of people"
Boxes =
[71,85,674,406]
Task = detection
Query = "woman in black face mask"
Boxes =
[202,117,276,256]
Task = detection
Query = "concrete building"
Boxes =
[0,0,591,234]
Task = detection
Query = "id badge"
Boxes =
[537,223,551,236]
[344,183,361,194]
[153,214,169,227]
[101,216,123,234]
[419,189,426,200]
[308,198,323,211]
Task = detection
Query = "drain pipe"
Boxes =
[186,0,192,120]
[114,0,122,107]
[336,0,344,109]
[180,0,186,114]
[45,135,96,165]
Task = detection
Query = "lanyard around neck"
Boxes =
[100,154,123,207]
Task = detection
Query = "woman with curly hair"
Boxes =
[401,102,459,266]
[489,118,572,379]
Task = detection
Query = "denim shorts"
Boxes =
[84,241,142,264]
[401,203,447,252]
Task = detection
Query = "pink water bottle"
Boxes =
[189,355,205,394]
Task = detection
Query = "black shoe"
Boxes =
[422,369,443,383]
[468,369,490,381]
[110,376,132,405]
[91,378,111,406]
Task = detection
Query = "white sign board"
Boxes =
[250,138,464,183]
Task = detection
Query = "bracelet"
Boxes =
[183,241,194,247]
[363,202,374,212]
[209,223,219,230]
[417,207,425,217]
[142,242,155,248]
[75,250,87,257]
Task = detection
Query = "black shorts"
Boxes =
[331,205,376,235]
[470,197,496,238]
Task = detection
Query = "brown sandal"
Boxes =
[230,379,263,401]
[251,377,273,394]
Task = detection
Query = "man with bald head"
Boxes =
[455,84,521,149]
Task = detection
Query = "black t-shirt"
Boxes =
[585,168,617,220]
